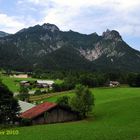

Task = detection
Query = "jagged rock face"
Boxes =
[78,44,125,61]
[0,23,140,72]
[102,29,122,41]
[78,30,125,61]
[40,33,51,41]
[42,23,60,32]
[79,44,103,61]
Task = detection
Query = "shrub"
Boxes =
[70,84,94,118]
[34,89,42,95]
[57,96,70,109]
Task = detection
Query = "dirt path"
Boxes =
[29,90,73,102]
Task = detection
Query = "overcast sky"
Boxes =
[0,0,140,51]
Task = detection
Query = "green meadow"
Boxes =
[0,75,37,92]
[1,87,140,140]
[0,75,63,93]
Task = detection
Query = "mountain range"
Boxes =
[0,23,140,72]
[0,31,10,37]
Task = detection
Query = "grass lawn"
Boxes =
[0,75,37,92]
[0,75,63,93]
[1,87,140,140]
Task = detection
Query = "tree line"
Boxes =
[36,71,140,92]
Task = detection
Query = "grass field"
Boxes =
[0,75,63,93]
[0,75,37,92]
[1,87,140,140]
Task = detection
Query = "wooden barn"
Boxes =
[20,102,79,125]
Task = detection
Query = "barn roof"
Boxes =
[20,102,57,119]
[19,100,35,113]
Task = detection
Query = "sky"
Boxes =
[0,0,140,51]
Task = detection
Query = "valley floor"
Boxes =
[1,87,140,140]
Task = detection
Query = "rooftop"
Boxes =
[19,100,36,113]
[37,80,54,85]
[20,102,57,119]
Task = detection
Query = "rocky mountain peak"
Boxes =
[42,23,59,32]
[102,29,122,41]
[0,23,140,72]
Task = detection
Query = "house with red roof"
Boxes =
[20,102,79,125]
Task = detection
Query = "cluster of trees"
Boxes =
[34,89,47,95]
[57,85,94,118]
[17,86,49,101]
[52,73,107,92]
[52,80,75,92]
[16,86,30,102]
[33,71,140,93]
[33,70,126,80]
[0,81,20,125]
[127,73,140,87]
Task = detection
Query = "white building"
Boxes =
[109,81,120,87]
[36,80,54,88]
[11,74,28,78]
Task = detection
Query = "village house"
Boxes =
[20,102,79,125]
[11,74,29,78]
[109,81,120,87]
[36,80,54,88]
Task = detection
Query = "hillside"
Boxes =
[0,31,9,37]
[0,23,140,72]
[1,87,140,140]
